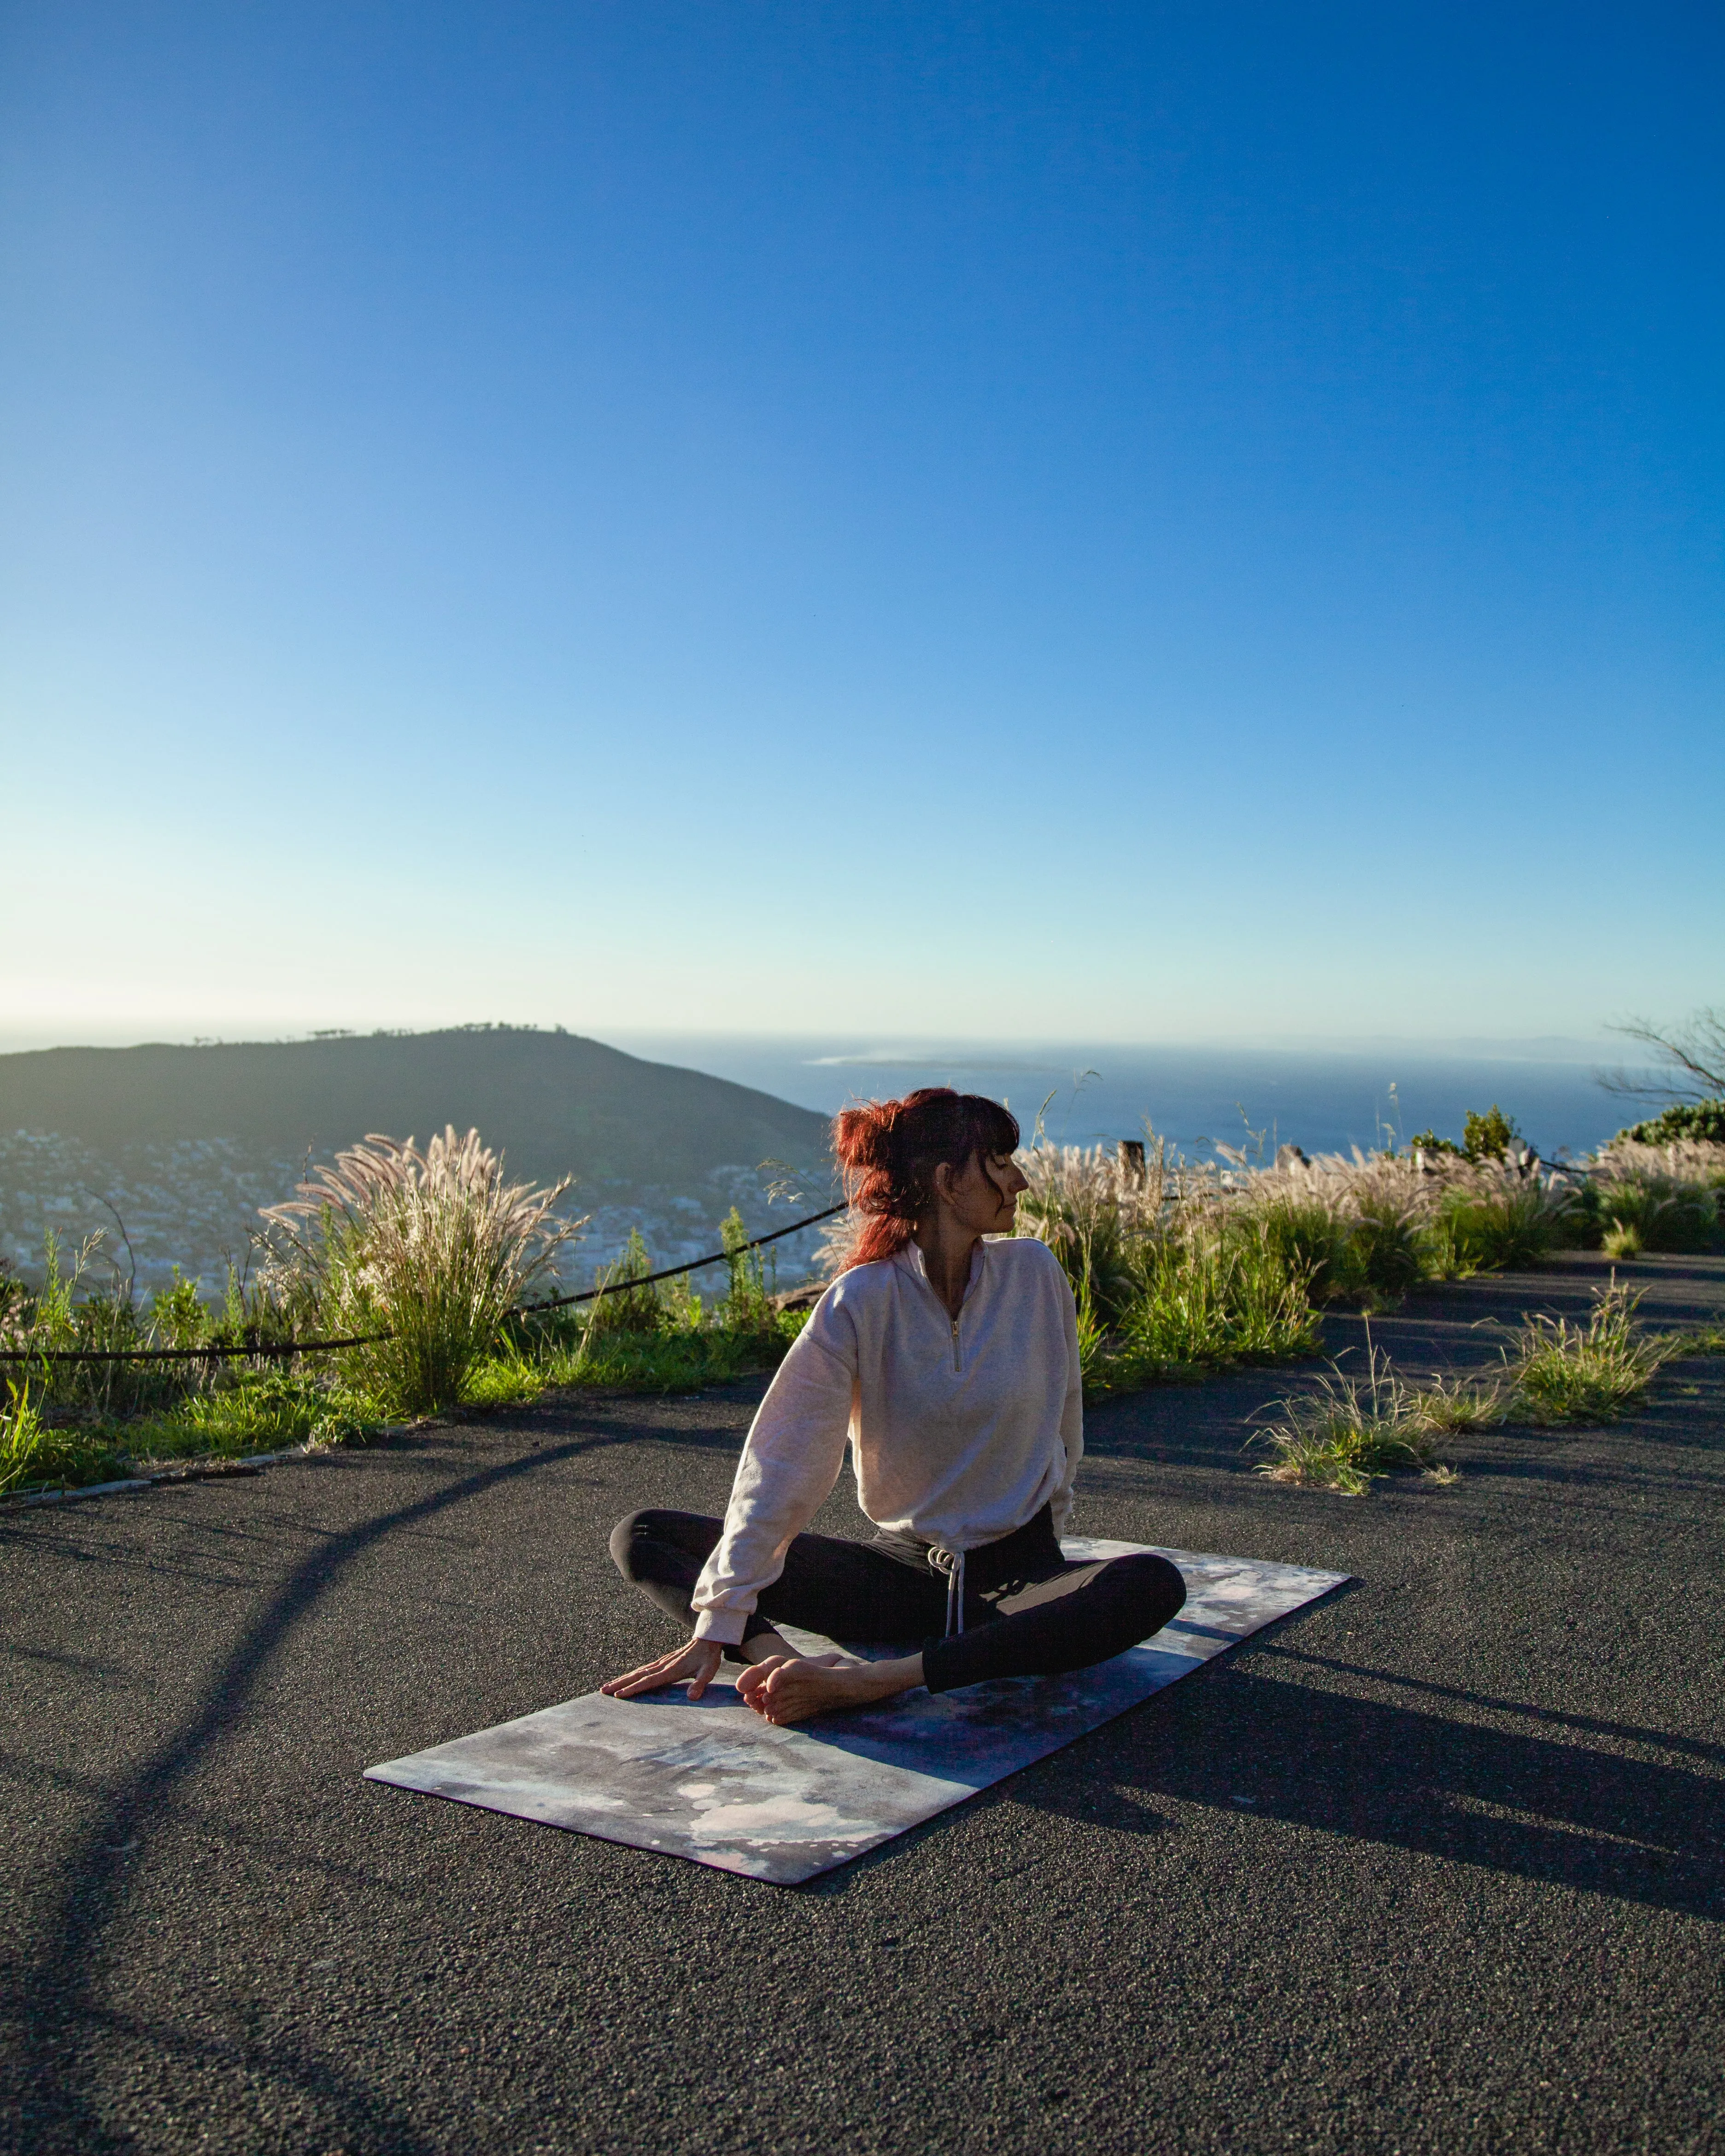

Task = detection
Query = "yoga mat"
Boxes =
[365,1541,1346,1884]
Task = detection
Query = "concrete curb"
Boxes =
[2,1424,430,1514]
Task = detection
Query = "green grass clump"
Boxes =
[468,1211,810,1402]
[533,1321,802,1396]
[1427,1181,1562,1276]
[1248,1179,1437,1312]
[0,1369,379,1500]
[1085,1225,1321,1395]
[1595,1176,1719,1256]
[1250,1192,1367,1306]
[1503,1282,1667,1424]
[0,1387,133,1498]
[1398,1371,1508,1434]
[1252,1341,1455,1496]
[125,1372,370,1462]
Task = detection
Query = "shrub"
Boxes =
[261,1128,582,1418]
[1462,1105,1518,1164]
[1408,1129,1464,1161]
[1616,1098,1725,1146]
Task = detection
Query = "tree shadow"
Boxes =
[5,1425,634,2155]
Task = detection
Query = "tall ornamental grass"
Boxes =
[261,1128,582,1417]
[1016,1142,1320,1390]
[1585,1141,1725,1257]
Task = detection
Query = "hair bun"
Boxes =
[833,1099,901,1174]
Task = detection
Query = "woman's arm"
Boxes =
[689,1305,858,1643]
[1048,1255,1085,1537]
[604,1295,861,1697]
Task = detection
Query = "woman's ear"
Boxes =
[930,1160,957,1208]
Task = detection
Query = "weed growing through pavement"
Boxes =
[1253,1280,1688,1495]
[1251,1327,1459,1496]
[1502,1279,1669,1424]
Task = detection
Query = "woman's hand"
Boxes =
[601,1637,725,1700]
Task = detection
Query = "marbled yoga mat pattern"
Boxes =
[365,1542,1348,1884]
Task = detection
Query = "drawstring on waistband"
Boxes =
[926,1545,966,1637]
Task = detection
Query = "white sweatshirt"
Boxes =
[691,1235,1084,1646]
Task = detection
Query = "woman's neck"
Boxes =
[911,1215,979,1319]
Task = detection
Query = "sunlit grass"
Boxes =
[1252,1338,1454,1496]
[1502,1281,1669,1424]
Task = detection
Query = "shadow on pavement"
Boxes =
[1015,1652,1725,1923]
[8,1426,634,2156]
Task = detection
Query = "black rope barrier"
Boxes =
[0,1199,849,1366]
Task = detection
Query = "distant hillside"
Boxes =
[0,1029,836,1291]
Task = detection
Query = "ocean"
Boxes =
[606,1034,1640,1165]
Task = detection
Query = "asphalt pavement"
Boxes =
[2,1251,1722,2154]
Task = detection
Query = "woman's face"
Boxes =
[934,1150,1029,1236]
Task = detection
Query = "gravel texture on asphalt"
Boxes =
[2,1252,1722,2155]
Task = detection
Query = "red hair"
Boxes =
[832,1087,1021,1268]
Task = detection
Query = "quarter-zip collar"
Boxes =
[894,1236,986,1306]
[893,1238,989,1371]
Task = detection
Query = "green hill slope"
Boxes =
[0,1028,831,1188]
[0,1029,835,1290]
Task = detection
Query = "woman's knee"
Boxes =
[608,1507,675,1580]
[1113,1551,1186,1633]
[607,1507,718,1582]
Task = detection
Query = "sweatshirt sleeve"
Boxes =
[1048,1256,1085,1539]
[690,1291,860,1644]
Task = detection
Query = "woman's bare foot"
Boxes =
[735,1652,924,1725]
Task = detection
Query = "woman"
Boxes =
[603,1088,1185,1726]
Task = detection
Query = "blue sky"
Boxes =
[1,2,1719,1052]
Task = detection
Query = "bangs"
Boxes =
[962,1095,1021,1161]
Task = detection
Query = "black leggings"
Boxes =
[608,1503,1186,1695]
